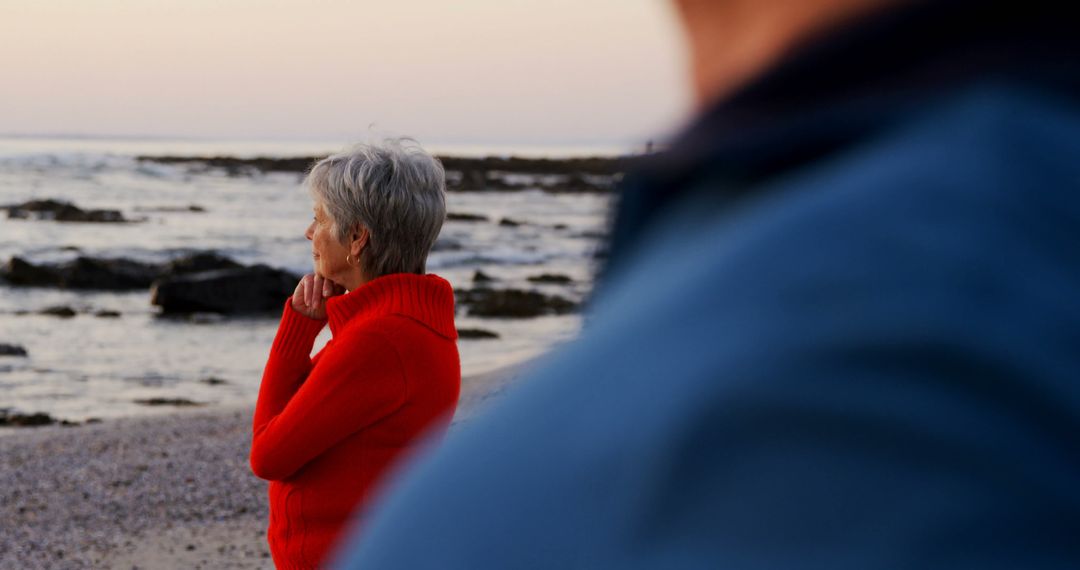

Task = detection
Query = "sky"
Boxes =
[0,0,690,146]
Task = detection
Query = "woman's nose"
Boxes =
[305,222,314,240]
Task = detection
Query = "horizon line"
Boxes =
[0,131,648,149]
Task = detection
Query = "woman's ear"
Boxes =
[350,226,369,257]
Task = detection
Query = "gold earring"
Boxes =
[346,254,355,266]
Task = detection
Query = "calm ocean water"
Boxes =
[0,136,617,423]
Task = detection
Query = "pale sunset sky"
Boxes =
[0,0,689,146]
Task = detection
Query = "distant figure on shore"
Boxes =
[248,139,460,568]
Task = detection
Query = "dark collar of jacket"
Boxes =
[602,0,1079,281]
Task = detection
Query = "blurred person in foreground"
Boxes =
[249,139,460,569]
[332,0,1080,567]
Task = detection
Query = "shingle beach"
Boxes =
[0,363,531,569]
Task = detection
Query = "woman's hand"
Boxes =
[291,273,344,320]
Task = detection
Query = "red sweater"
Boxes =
[250,273,460,569]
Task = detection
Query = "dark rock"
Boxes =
[1,256,159,290]
[161,252,242,276]
[449,170,492,192]
[540,173,619,194]
[71,209,125,223]
[457,328,499,339]
[0,410,56,427]
[200,377,228,385]
[1,252,247,291]
[41,306,77,318]
[446,212,489,222]
[3,199,75,218]
[133,204,207,213]
[527,273,574,284]
[439,155,627,177]
[458,288,578,318]
[0,343,28,357]
[136,155,316,175]
[94,310,122,318]
[1,257,60,286]
[442,157,626,192]
[472,270,496,283]
[498,218,523,227]
[151,265,300,314]
[62,257,160,289]
[133,398,204,407]
[4,199,128,223]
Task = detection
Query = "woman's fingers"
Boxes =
[292,274,336,318]
[293,275,307,313]
[305,274,317,308]
[291,273,343,318]
[314,274,324,305]
[292,279,305,306]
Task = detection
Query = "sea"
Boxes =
[0,136,622,424]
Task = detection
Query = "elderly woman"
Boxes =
[249,139,460,569]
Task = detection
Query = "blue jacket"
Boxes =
[334,2,1080,568]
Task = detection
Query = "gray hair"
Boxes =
[305,138,447,277]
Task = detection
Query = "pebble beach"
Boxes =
[0,363,531,569]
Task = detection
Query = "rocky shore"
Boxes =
[0,363,532,569]
[1,249,585,319]
[136,154,629,193]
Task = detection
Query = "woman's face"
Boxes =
[306,201,352,285]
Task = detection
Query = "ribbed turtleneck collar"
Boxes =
[325,273,457,340]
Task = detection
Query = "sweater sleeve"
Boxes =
[251,299,329,439]
[249,327,408,482]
